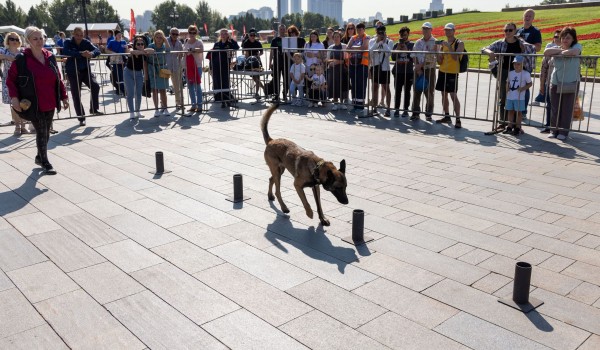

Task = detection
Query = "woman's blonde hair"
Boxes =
[5,31,22,48]
[153,29,169,48]
[24,26,42,45]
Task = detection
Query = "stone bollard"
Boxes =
[150,151,171,174]
[226,174,250,203]
[342,209,374,246]
[498,262,544,313]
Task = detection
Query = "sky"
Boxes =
[18,0,540,23]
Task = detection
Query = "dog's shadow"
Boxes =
[265,208,360,274]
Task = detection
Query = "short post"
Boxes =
[226,174,250,202]
[498,262,544,313]
[150,151,171,175]
[342,209,374,246]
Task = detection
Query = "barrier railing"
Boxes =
[4,47,599,136]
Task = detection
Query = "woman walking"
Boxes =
[7,27,68,175]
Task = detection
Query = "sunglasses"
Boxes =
[8,37,20,42]
[171,33,179,35]
[189,32,197,34]
[135,42,145,46]
[553,36,559,39]
[504,29,514,33]
[347,27,355,30]
[250,34,256,36]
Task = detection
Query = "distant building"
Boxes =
[290,0,301,14]
[279,0,289,18]
[429,0,444,12]
[241,7,274,20]
[307,0,343,25]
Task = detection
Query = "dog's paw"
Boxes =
[268,193,275,201]
[282,206,290,214]
[305,208,313,219]
[320,217,331,226]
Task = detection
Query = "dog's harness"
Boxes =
[312,160,325,185]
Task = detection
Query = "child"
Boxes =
[289,52,306,106]
[504,55,532,136]
[306,64,327,107]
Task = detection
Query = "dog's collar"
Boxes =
[313,160,325,184]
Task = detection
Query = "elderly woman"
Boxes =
[209,29,239,108]
[7,27,69,175]
[544,27,582,141]
[146,30,171,117]
[482,22,535,130]
[0,31,29,134]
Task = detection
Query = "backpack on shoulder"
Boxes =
[454,39,469,73]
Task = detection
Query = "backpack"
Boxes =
[454,39,469,73]
[244,56,261,71]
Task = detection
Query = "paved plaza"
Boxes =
[1,94,600,349]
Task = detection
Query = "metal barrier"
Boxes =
[4,46,599,136]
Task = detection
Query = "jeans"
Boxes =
[349,64,368,108]
[289,82,304,102]
[188,68,203,107]
[123,67,144,113]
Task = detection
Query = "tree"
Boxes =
[281,13,303,31]
[87,0,122,29]
[151,1,198,33]
[49,0,83,33]
[0,0,27,28]
[26,1,57,34]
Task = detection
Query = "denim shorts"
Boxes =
[505,99,526,111]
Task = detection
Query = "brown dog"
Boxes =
[261,104,348,226]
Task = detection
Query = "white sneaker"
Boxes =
[136,112,145,119]
[332,104,339,111]
[161,108,169,116]
[154,110,161,118]
[547,133,557,139]
[129,112,136,120]
[557,134,567,140]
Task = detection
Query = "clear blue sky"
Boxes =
[18,0,539,22]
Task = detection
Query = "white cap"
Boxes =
[444,23,455,30]
[422,22,433,29]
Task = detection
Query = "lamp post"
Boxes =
[81,0,90,39]
[170,7,179,29]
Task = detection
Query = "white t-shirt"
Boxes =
[310,74,326,89]
[184,40,204,67]
[304,42,324,67]
[507,70,532,101]
[290,63,306,85]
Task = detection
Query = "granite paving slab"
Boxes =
[67,261,146,305]
[202,309,309,350]
[6,212,62,236]
[195,263,312,327]
[103,212,180,248]
[0,270,13,292]
[131,262,239,325]
[0,227,47,272]
[578,334,600,350]
[423,279,590,350]
[359,312,468,350]
[34,289,144,349]
[6,261,79,303]
[0,324,68,350]
[531,288,600,335]
[95,239,164,273]
[209,240,314,290]
[520,233,600,268]
[54,211,126,248]
[105,290,226,349]
[279,310,389,350]
[168,221,235,249]
[150,239,223,274]
[0,288,46,338]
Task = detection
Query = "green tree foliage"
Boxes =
[151,0,198,33]
[0,0,27,28]
[230,13,272,34]
[302,12,338,32]
[49,0,122,32]
[26,1,57,34]
[281,13,303,31]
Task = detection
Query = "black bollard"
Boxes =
[150,151,171,174]
[498,261,544,313]
[342,209,374,246]
[226,174,250,202]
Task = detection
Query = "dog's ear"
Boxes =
[339,159,346,174]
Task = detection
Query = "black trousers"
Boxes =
[273,59,289,99]
[30,111,54,165]
[68,68,100,121]
[394,73,413,111]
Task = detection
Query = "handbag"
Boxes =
[159,68,172,79]
[556,81,577,94]
[415,74,428,92]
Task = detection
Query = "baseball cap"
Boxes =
[422,22,432,29]
[444,23,455,30]
[376,26,386,34]
[513,55,524,63]
[249,28,257,34]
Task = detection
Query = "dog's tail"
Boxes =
[261,103,278,145]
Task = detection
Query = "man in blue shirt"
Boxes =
[106,30,127,95]
[62,26,103,126]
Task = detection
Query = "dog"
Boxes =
[261,104,348,226]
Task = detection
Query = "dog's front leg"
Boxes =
[294,181,313,219]
[312,185,330,226]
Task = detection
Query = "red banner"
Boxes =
[243,24,246,35]
[204,23,208,36]
[130,9,136,37]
